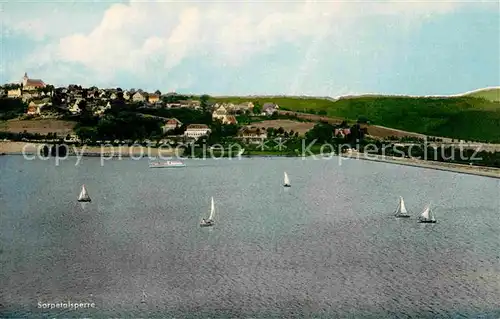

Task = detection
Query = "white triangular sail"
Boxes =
[208,197,215,220]
[429,206,435,221]
[421,203,431,220]
[398,197,408,214]
[284,172,290,185]
[395,197,405,215]
[78,185,90,201]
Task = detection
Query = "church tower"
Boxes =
[23,72,29,86]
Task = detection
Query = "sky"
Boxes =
[1,0,499,97]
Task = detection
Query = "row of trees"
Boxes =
[0,131,67,141]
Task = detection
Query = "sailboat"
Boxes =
[418,203,436,223]
[283,172,291,187]
[394,196,410,218]
[200,197,215,227]
[77,184,91,202]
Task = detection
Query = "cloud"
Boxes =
[4,0,489,91]
[52,1,457,69]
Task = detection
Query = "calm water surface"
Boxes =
[0,156,499,318]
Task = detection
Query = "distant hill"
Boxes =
[212,88,500,142]
[461,87,500,102]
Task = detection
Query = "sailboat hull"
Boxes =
[78,198,91,202]
[419,219,436,223]
[395,214,410,218]
[283,184,291,187]
[200,220,214,227]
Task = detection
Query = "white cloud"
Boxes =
[5,0,482,89]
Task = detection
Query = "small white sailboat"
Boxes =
[283,172,291,187]
[141,290,147,303]
[200,197,215,227]
[77,184,91,202]
[418,202,436,223]
[394,196,410,218]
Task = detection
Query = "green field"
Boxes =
[212,93,500,142]
[463,87,500,102]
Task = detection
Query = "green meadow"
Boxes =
[464,87,500,102]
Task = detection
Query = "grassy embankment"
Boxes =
[212,88,500,143]
[0,118,77,135]
[464,87,500,102]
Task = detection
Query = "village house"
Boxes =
[26,102,40,115]
[166,102,181,108]
[110,92,117,100]
[224,103,237,112]
[22,73,46,91]
[262,102,279,115]
[211,104,239,124]
[179,100,191,108]
[123,91,130,100]
[212,104,228,121]
[162,118,183,133]
[71,90,83,100]
[232,101,254,113]
[223,115,238,125]
[148,94,160,104]
[184,124,211,139]
[188,100,201,109]
[132,92,146,102]
[212,102,231,112]
[22,91,39,102]
[7,88,21,98]
[68,99,84,114]
[26,99,50,115]
[238,127,268,144]
[98,90,107,99]
[93,101,111,116]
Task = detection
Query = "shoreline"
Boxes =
[0,141,179,157]
[1,141,499,179]
[340,151,500,179]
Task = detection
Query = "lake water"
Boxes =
[0,155,499,318]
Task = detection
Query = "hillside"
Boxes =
[212,93,500,142]
[462,87,500,102]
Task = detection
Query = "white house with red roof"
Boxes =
[162,118,183,133]
[26,102,40,115]
[26,100,49,115]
